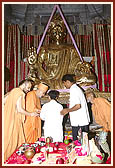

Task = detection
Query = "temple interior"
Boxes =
[3,3,112,165]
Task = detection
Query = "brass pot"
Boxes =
[24,147,35,159]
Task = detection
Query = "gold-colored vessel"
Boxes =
[24,147,35,159]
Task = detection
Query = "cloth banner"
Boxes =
[93,24,111,92]
[5,25,29,93]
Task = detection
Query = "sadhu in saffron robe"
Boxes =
[24,90,41,143]
[92,97,111,132]
[4,88,26,161]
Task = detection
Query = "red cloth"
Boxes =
[5,142,68,164]
[5,142,111,164]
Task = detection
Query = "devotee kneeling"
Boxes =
[40,90,63,142]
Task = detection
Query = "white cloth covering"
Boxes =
[40,100,63,142]
[69,84,90,126]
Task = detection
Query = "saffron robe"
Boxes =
[4,88,26,161]
[24,90,41,143]
[92,97,111,132]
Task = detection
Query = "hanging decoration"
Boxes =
[93,23,111,92]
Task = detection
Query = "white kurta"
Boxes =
[69,84,90,126]
[40,100,63,142]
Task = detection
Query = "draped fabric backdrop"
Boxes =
[4,24,111,93]
[5,25,20,93]
[93,24,111,92]
[5,25,29,93]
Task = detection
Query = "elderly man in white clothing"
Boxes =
[40,90,63,142]
[60,74,90,141]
